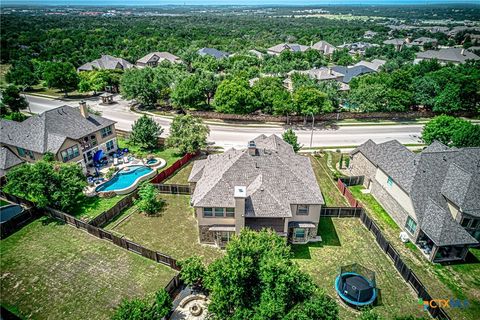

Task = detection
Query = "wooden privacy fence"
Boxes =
[320,206,363,218]
[336,179,361,207]
[89,191,138,227]
[153,184,191,195]
[0,207,42,239]
[45,207,180,271]
[150,152,199,184]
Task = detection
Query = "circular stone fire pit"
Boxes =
[171,294,209,320]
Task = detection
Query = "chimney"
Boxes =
[79,101,88,118]
[461,48,465,55]
[234,186,246,235]
[248,140,257,156]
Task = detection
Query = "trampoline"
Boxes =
[335,263,377,307]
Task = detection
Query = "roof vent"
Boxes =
[461,48,465,56]
[248,140,257,156]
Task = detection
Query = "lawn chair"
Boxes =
[123,156,130,164]
[113,157,119,166]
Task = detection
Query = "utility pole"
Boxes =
[310,112,315,148]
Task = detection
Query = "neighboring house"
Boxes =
[197,48,230,59]
[248,49,264,59]
[136,52,181,67]
[408,37,438,50]
[349,140,479,262]
[188,135,324,247]
[283,67,344,92]
[363,30,378,39]
[267,43,310,56]
[414,48,480,65]
[353,59,386,72]
[77,55,134,72]
[331,65,376,84]
[0,146,24,178]
[383,38,406,51]
[311,40,337,56]
[0,103,117,174]
[338,42,378,55]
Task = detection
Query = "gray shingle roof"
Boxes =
[331,65,376,83]
[189,135,324,217]
[416,48,480,64]
[197,48,230,59]
[353,140,479,246]
[0,106,116,154]
[311,41,336,55]
[77,55,134,71]
[136,52,181,64]
[0,146,24,176]
[268,43,310,54]
[383,38,406,46]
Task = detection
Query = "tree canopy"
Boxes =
[166,115,210,154]
[42,62,79,96]
[282,129,302,152]
[421,115,480,147]
[1,85,29,113]
[130,115,164,150]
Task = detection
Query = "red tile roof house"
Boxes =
[188,134,324,248]
[349,140,479,263]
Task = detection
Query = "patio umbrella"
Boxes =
[93,150,104,164]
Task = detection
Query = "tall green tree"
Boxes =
[130,115,163,150]
[421,115,480,147]
[4,160,86,211]
[166,115,209,154]
[112,289,172,320]
[202,229,335,320]
[1,85,29,113]
[43,62,79,96]
[293,87,333,123]
[134,183,163,215]
[214,78,257,114]
[178,256,206,288]
[171,74,205,109]
[282,129,302,152]
[5,59,38,88]
[251,77,287,114]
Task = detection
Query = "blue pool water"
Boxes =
[0,204,24,223]
[95,165,153,192]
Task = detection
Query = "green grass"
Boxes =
[25,84,90,99]
[309,154,348,207]
[0,217,177,320]
[349,186,399,230]
[164,162,194,185]
[69,195,127,222]
[117,137,182,167]
[105,194,222,264]
[348,186,480,320]
[292,218,424,320]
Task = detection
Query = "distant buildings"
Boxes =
[311,41,337,56]
[363,30,378,39]
[197,48,230,59]
[77,55,134,72]
[267,43,310,55]
[414,48,480,65]
[136,52,181,67]
[408,37,438,50]
[338,42,378,55]
[383,38,406,51]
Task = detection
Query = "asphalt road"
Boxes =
[26,94,423,149]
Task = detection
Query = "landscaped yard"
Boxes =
[69,194,127,222]
[164,162,194,185]
[292,217,424,320]
[105,194,222,264]
[308,154,348,207]
[117,137,183,167]
[1,217,177,320]
[349,185,480,320]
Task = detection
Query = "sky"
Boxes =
[2,0,479,6]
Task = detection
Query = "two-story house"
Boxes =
[349,139,479,262]
[136,52,182,67]
[0,102,117,175]
[188,134,324,247]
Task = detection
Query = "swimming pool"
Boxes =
[95,165,155,194]
[0,204,24,223]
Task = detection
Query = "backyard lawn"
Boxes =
[69,194,127,222]
[292,217,424,320]
[349,185,480,320]
[164,162,194,185]
[117,137,182,166]
[105,194,222,264]
[308,154,348,207]
[1,217,177,320]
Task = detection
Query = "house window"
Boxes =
[405,216,417,234]
[470,220,479,229]
[387,176,393,187]
[26,150,34,160]
[461,218,472,228]
[203,207,213,217]
[226,208,235,217]
[91,135,98,147]
[106,140,115,151]
[100,126,112,138]
[214,208,224,217]
[294,228,305,239]
[16,147,26,157]
[220,231,232,242]
[61,145,80,162]
[297,205,309,215]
